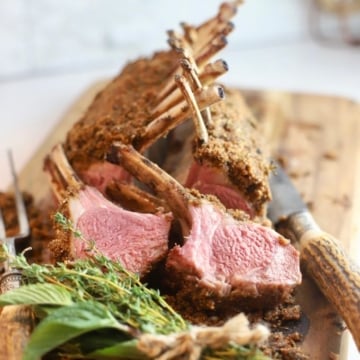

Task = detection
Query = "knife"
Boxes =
[267,161,360,350]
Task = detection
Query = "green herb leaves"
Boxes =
[0,251,188,358]
[22,301,130,360]
[54,212,82,238]
[0,283,73,307]
[10,252,187,334]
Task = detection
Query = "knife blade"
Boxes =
[268,161,360,351]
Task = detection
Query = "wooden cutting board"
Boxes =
[17,81,360,359]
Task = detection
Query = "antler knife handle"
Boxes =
[286,211,360,351]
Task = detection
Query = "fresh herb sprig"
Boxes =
[0,213,271,360]
[11,249,187,336]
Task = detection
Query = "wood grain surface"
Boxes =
[0,305,35,360]
[16,81,360,359]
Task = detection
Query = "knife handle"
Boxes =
[0,305,35,360]
[288,212,360,350]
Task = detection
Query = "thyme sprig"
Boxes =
[13,250,187,335]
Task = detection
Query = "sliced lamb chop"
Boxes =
[107,143,301,311]
[64,2,237,194]
[44,144,172,276]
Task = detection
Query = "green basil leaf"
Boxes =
[86,339,144,360]
[23,301,130,360]
[0,283,73,307]
[71,328,131,353]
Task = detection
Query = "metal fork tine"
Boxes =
[8,150,30,238]
[0,209,6,240]
[0,155,35,357]
[0,150,29,291]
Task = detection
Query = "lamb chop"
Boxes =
[63,2,238,193]
[107,143,301,311]
[44,144,173,277]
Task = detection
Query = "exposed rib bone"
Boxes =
[157,33,227,104]
[196,2,237,36]
[150,53,195,118]
[175,75,208,145]
[195,35,228,68]
[157,37,195,102]
[150,89,182,119]
[199,59,228,84]
[173,2,239,56]
[180,22,197,45]
[151,59,228,118]
[106,181,169,214]
[180,58,212,127]
[167,30,189,52]
[180,58,201,90]
[194,1,239,52]
[46,144,166,216]
[194,21,234,55]
[43,144,84,201]
[107,143,192,235]
[156,2,239,104]
[138,84,224,152]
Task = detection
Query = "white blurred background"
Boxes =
[0,0,358,81]
[1,0,310,78]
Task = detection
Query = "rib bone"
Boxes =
[156,34,227,103]
[107,143,192,236]
[44,144,84,201]
[151,59,228,118]
[106,182,168,214]
[196,2,239,34]
[156,2,239,103]
[194,21,234,55]
[200,59,229,84]
[180,58,212,127]
[175,75,208,145]
[137,84,224,152]
[195,35,228,68]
